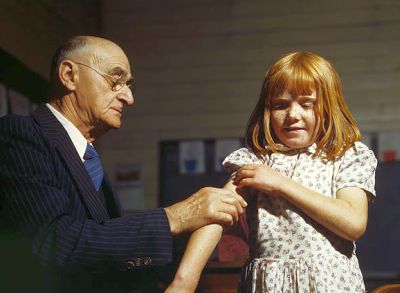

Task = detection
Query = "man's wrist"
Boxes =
[164,205,180,235]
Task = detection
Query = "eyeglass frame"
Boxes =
[73,61,134,92]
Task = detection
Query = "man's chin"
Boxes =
[110,121,122,129]
[91,120,121,139]
[105,117,122,129]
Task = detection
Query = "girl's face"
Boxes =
[267,90,320,149]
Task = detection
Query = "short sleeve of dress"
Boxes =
[335,142,377,200]
[222,148,264,174]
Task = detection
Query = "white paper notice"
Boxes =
[115,163,144,211]
[378,131,400,162]
[179,141,205,174]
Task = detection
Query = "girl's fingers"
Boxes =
[237,178,254,188]
[239,164,257,171]
[233,169,254,183]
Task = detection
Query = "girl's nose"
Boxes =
[287,103,301,120]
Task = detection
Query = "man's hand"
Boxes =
[164,187,247,235]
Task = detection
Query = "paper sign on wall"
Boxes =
[378,131,400,162]
[115,163,144,211]
[179,141,205,174]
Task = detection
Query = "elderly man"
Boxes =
[0,36,246,292]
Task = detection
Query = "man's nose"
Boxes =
[118,86,134,106]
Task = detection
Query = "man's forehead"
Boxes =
[92,44,129,62]
[91,48,131,73]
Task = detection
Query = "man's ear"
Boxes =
[58,60,78,91]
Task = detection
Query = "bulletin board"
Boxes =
[159,139,243,206]
[159,138,247,262]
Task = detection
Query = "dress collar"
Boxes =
[264,143,318,156]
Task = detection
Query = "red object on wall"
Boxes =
[382,150,396,162]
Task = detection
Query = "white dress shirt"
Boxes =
[46,103,88,162]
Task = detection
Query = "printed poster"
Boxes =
[115,163,144,211]
[179,140,205,174]
[378,131,400,162]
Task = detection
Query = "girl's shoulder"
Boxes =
[222,147,265,173]
[344,141,374,157]
[339,141,377,165]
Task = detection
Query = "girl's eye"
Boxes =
[302,102,315,109]
[271,103,288,110]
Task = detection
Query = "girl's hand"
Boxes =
[232,164,286,195]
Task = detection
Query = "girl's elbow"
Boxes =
[347,222,367,241]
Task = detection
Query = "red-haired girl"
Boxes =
[167,52,377,293]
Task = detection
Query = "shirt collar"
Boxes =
[265,143,318,156]
[46,103,88,162]
[306,143,318,154]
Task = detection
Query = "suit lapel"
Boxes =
[32,105,109,223]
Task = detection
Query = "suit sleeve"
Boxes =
[0,116,173,272]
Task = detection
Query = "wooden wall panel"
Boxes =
[100,0,400,208]
[0,0,100,78]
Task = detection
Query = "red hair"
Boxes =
[246,51,360,160]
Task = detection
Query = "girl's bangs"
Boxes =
[266,66,316,99]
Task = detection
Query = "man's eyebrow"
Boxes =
[108,66,127,76]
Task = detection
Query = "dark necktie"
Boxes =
[83,144,104,191]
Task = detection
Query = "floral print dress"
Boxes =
[222,142,377,293]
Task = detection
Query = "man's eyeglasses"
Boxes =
[74,61,134,92]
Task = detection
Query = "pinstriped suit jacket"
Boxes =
[0,105,173,283]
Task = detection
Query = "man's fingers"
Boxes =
[221,196,245,215]
[219,202,240,223]
[215,211,234,227]
[213,188,247,207]
[220,200,243,220]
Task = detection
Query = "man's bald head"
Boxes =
[48,36,134,139]
[48,36,130,100]
[49,36,125,81]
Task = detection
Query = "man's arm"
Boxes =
[0,116,172,271]
[0,116,247,272]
